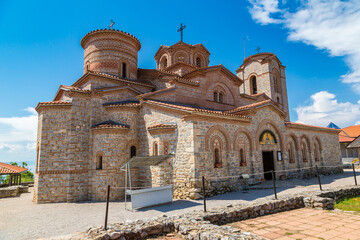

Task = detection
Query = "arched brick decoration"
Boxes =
[300,134,311,151]
[233,128,254,153]
[202,80,239,106]
[255,119,284,151]
[286,133,299,151]
[205,125,231,151]
[311,136,323,152]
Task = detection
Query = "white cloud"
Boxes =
[248,0,283,25]
[295,91,360,127]
[247,0,360,93]
[0,107,37,152]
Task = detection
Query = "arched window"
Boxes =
[301,142,308,162]
[219,92,224,103]
[274,76,281,93]
[277,97,280,104]
[251,76,257,94]
[314,143,320,161]
[214,91,218,102]
[153,142,158,156]
[96,154,103,170]
[214,148,221,168]
[122,62,127,78]
[196,57,201,67]
[130,146,136,158]
[161,57,168,69]
[288,143,295,163]
[240,148,246,166]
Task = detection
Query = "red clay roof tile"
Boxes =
[0,162,28,175]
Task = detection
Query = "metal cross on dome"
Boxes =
[109,20,115,30]
[256,46,261,53]
[177,23,186,42]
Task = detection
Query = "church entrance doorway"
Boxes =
[262,151,274,180]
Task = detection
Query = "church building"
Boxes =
[34,28,342,203]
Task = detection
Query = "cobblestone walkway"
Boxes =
[227,208,360,240]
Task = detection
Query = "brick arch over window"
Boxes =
[210,135,223,168]
[300,135,311,162]
[255,119,284,151]
[312,136,323,162]
[311,136,323,152]
[286,133,299,151]
[159,55,169,69]
[272,68,281,94]
[205,125,231,151]
[194,52,206,67]
[233,128,254,154]
[300,134,311,151]
[174,50,190,63]
[204,82,237,106]
[95,151,105,170]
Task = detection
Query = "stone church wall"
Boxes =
[139,105,196,199]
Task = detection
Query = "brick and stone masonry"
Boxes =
[33,28,342,203]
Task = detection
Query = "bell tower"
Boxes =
[236,53,289,120]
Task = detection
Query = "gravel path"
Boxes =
[0,169,358,240]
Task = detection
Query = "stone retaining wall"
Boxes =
[0,185,29,198]
[88,196,304,240]
[304,185,360,210]
[85,186,360,240]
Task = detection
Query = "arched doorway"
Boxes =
[259,130,278,180]
[262,151,274,180]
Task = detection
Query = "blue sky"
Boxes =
[0,0,359,171]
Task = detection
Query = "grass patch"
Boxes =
[285,232,294,235]
[335,197,360,212]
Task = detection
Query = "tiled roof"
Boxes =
[80,29,141,50]
[148,124,177,130]
[145,100,251,120]
[225,100,272,113]
[285,122,341,132]
[60,85,91,92]
[72,71,154,89]
[91,120,130,129]
[164,61,199,71]
[35,101,72,111]
[137,87,176,99]
[0,162,28,175]
[347,136,360,148]
[339,134,355,143]
[103,100,140,107]
[342,125,360,138]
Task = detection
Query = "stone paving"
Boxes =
[227,208,360,240]
[1,169,359,240]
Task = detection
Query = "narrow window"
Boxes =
[153,142,158,156]
[163,58,168,68]
[219,92,224,103]
[96,155,103,170]
[130,146,136,158]
[214,92,218,102]
[251,76,257,94]
[122,62,127,78]
[288,144,295,163]
[240,148,246,166]
[314,143,320,161]
[302,143,307,162]
[277,97,280,103]
[214,148,221,168]
[196,57,201,67]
